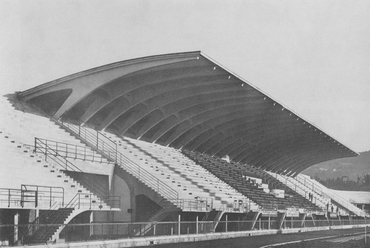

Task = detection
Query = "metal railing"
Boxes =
[56,121,179,204]
[33,138,108,163]
[34,137,120,209]
[271,173,327,209]
[22,191,119,245]
[20,184,64,208]
[295,174,322,196]
[296,175,367,217]
[66,192,112,210]
[0,186,64,209]
[5,217,369,245]
[0,188,22,208]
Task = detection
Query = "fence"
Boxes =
[34,137,121,209]
[2,217,369,246]
[0,185,64,209]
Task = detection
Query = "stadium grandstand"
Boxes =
[0,51,368,246]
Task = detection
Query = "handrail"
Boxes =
[21,184,64,208]
[295,174,322,195]
[23,190,121,244]
[22,201,61,243]
[271,173,327,209]
[0,188,22,208]
[34,137,120,208]
[299,176,366,217]
[33,138,108,163]
[56,120,179,203]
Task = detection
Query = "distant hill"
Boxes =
[302,150,370,181]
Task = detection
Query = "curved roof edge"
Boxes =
[200,53,359,156]
[18,51,201,98]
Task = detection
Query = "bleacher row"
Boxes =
[182,150,321,212]
[0,97,112,210]
[100,130,324,213]
[0,95,350,215]
[101,132,259,212]
[0,132,108,209]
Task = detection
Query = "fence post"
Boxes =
[5,189,10,208]
[50,187,52,208]
[96,131,99,149]
[259,218,261,230]
[196,216,199,234]
[115,142,118,163]
[225,214,228,232]
[178,214,181,235]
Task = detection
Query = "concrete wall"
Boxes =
[111,174,132,222]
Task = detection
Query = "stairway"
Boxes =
[24,208,74,244]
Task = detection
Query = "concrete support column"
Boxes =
[90,211,94,236]
[14,213,19,245]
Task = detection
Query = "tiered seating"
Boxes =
[182,150,321,212]
[0,96,112,210]
[270,172,329,211]
[0,98,81,147]
[297,174,368,216]
[0,132,109,210]
[102,131,258,212]
[0,96,112,174]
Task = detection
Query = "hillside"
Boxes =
[302,150,370,181]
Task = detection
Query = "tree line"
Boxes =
[314,173,370,191]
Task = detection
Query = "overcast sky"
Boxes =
[1,0,369,152]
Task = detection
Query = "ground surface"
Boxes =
[273,237,369,248]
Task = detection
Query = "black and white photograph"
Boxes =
[0,1,369,247]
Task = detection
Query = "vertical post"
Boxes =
[14,213,19,245]
[35,190,38,208]
[8,189,10,208]
[365,225,367,243]
[178,214,181,235]
[268,216,270,230]
[153,223,156,236]
[291,217,293,228]
[259,218,261,230]
[225,214,228,232]
[96,131,99,149]
[115,142,118,163]
[196,216,199,234]
[90,212,94,237]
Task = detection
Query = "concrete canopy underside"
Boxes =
[18,51,357,176]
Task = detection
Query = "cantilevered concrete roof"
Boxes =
[17,51,357,176]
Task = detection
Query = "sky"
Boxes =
[1,0,369,152]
